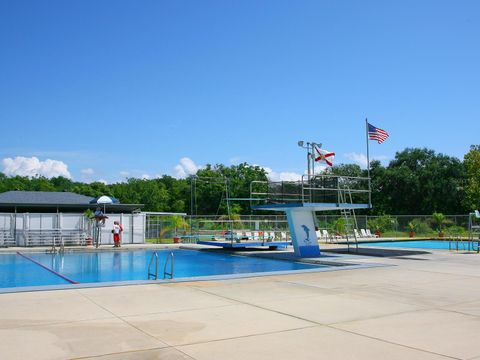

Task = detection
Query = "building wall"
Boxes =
[0,212,145,247]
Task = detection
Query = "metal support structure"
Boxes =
[468,211,480,253]
[298,140,322,181]
[189,176,233,237]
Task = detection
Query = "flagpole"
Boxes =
[365,118,371,207]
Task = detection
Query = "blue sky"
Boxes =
[1,0,479,183]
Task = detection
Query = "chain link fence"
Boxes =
[145,213,471,242]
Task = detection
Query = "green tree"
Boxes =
[330,164,364,178]
[463,145,480,210]
[372,148,465,215]
[193,163,267,215]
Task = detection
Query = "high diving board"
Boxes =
[252,202,370,212]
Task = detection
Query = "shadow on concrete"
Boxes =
[322,247,431,258]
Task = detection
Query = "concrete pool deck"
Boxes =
[1,246,480,359]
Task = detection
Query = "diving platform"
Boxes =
[197,240,291,249]
[250,175,371,258]
[187,174,371,257]
[187,231,292,249]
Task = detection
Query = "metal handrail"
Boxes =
[250,175,371,205]
[148,251,159,280]
[163,251,174,279]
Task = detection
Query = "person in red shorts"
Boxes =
[112,221,123,247]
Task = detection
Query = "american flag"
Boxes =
[368,123,389,144]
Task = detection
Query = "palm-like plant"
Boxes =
[432,212,446,237]
[333,217,346,235]
[407,221,416,237]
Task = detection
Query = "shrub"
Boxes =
[445,225,467,236]
[410,218,432,235]
[368,215,397,232]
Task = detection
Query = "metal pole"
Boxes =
[189,177,193,235]
[13,207,17,246]
[311,143,315,178]
[306,142,311,178]
[365,118,372,207]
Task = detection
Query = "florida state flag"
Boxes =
[313,145,335,167]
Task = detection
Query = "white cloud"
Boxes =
[2,156,72,179]
[229,156,241,165]
[174,157,202,178]
[81,168,94,176]
[96,179,108,185]
[311,165,327,174]
[141,174,151,180]
[119,171,130,177]
[344,153,369,168]
[344,152,389,168]
[260,166,303,182]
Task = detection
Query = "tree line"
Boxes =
[1,146,479,215]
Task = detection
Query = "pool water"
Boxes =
[362,240,464,250]
[0,249,324,289]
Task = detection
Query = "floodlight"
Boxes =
[297,141,304,147]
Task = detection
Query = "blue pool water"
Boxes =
[0,250,323,289]
[362,240,454,250]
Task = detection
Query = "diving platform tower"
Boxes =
[250,174,371,258]
[249,139,372,258]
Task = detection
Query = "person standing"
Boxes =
[112,221,123,247]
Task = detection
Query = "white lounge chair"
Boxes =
[315,230,322,239]
[360,229,368,238]
[269,231,276,241]
[322,229,330,242]
[354,229,361,239]
[245,231,252,241]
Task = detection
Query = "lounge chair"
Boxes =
[322,229,331,242]
[354,229,361,239]
[360,229,368,238]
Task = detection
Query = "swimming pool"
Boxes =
[0,249,325,290]
[362,240,471,250]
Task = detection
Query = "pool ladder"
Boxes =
[148,251,175,280]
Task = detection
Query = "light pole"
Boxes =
[298,141,322,179]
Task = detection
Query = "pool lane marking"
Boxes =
[16,252,79,284]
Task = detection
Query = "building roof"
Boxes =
[0,191,144,213]
[0,191,94,205]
